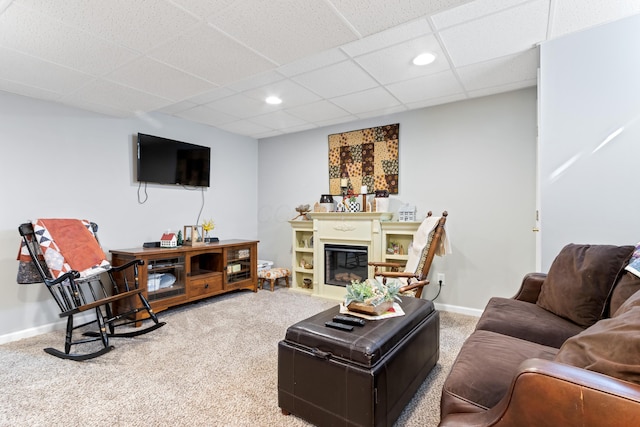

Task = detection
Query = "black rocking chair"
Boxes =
[18,220,165,361]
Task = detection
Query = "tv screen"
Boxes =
[137,133,210,187]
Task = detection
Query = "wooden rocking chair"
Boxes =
[369,211,448,298]
[18,220,165,361]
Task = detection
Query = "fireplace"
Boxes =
[324,244,368,287]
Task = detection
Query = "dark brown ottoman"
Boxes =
[278,296,439,427]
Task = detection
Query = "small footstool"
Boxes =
[258,267,291,291]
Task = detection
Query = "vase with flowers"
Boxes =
[202,218,216,243]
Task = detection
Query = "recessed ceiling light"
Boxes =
[412,52,436,66]
[265,96,282,105]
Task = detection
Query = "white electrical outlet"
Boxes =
[437,273,445,285]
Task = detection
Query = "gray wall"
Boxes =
[0,92,258,342]
[539,14,640,269]
[258,88,538,314]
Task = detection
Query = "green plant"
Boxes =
[344,278,402,306]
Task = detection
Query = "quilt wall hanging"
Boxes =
[328,123,399,195]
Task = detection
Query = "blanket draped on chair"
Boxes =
[404,215,451,277]
[17,219,111,283]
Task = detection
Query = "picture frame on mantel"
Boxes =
[327,123,399,196]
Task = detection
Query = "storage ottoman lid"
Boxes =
[284,296,435,368]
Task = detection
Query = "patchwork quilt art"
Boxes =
[328,123,399,195]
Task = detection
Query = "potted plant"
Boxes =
[344,278,402,315]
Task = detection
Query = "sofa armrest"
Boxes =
[511,273,547,303]
[439,358,640,427]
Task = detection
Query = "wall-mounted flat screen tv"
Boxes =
[137,133,210,187]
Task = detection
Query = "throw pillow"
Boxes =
[554,289,640,385]
[608,270,640,317]
[537,244,633,327]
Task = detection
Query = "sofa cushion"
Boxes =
[536,244,633,327]
[608,270,640,316]
[554,289,640,385]
[441,330,558,417]
[475,297,584,348]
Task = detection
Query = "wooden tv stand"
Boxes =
[110,240,258,318]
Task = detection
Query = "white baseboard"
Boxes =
[0,321,64,345]
[434,302,482,317]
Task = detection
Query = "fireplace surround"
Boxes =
[288,212,423,301]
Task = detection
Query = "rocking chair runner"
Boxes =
[369,211,449,299]
[18,219,165,361]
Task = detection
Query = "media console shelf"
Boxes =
[110,239,258,320]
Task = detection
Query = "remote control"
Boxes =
[333,315,366,327]
[325,321,354,331]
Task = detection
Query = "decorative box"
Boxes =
[398,204,417,222]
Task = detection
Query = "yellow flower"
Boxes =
[202,219,215,233]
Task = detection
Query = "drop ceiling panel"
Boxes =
[216,119,274,137]
[277,49,348,78]
[354,34,451,84]
[285,100,351,122]
[0,78,61,102]
[330,87,401,115]
[431,0,531,29]
[15,0,199,52]
[0,5,137,76]
[456,48,538,92]
[171,0,237,18]
[65,79,171,113]
[438,0,549,67]
[250,110,308,129]
[0,46,93,94]
[329,0,474,36]
[174,105,238,127]
[292,60,379,99]
[242,79,321,108]
[548,0,640,38]
[386,70,464,104]
[209,0,358,64]
[149,24,276,85]
[107,57,215,102]
[205,93,275,119]
[341,18,433,57]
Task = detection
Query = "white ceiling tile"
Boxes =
[58,98,132,117]
[456,48,538,92]
[0,5,137,76]
[149,24,276,85]
[0,79,61,102]
[0,46,93,94]
[171,0,237,19]
[439,0,549,67]
[279,123,317,134]
[155,100,198,115]
[250,110,308,129]
[227,71,285,93]
[286,100,350,122]
[253,129,284,139]
[65,79,172,113]
[330,0,474,36]
[341,19,432,57]
[548,0,640,39]
[205,93,275,119]
[15,0,199,52]
[315,114,360,128]
[431,0,531,30]
[107,57,215,101]
[209,0,357,64]
[330,87,401,115]
[386,70,465,104]
[277,49,348,78]
[242,79,321,108]
[186,87,236,105]
[292,60,379,98]
[355,104,408,119]
[216,119,274,136]
[354,34,451,84]
[173,105,238,127]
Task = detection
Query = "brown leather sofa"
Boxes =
[440,244,640,426]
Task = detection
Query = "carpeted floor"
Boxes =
[0,289,476,426]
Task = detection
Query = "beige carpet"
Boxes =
[0,289,476,426]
